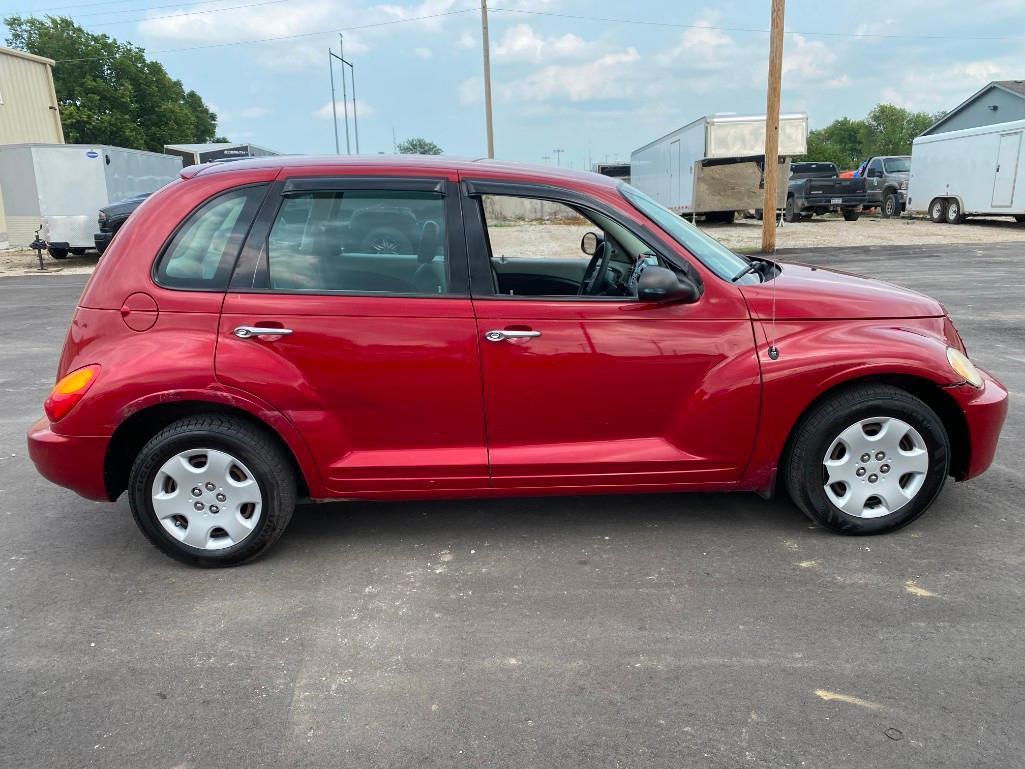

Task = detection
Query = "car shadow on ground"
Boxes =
[276,492,817,554]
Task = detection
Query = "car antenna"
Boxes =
[767,263,780,360]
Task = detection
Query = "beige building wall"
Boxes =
[0,47,64,146]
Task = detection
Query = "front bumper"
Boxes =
[948,368,1009,480]
[27,417,111,501]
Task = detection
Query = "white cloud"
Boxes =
[238,106,270,119]
[313,99,375,118]
[496,48,642,103]
[879,59,1011,111]
[413,46,433,59]
[492,24,594,63]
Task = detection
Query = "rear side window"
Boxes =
[155,185,266,290]
[263,190,450,295]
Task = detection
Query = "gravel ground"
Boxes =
[6,213,1025,277]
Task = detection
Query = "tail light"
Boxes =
[44,365,100,422]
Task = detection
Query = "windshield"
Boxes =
[618,182,757,282]
[883,157,911,173]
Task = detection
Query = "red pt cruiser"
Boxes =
[27,157,1008,566]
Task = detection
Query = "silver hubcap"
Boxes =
[151,448,263,550]
[822,417,929,518]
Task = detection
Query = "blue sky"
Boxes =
[3,0,1025,166]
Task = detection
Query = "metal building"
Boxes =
[922,81,1025,136]
[0,46,65,248]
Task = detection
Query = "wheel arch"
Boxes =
[776,373,970,492]
[104,400,314,502]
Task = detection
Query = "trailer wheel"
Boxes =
[784,196,798,223]
[842,208,861,221]
[945,198,964,225]
[47,247,69,260]
[69,248,88,256]
[881,191,899,218]
[928,198,947,224]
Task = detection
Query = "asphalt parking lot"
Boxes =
[1,243,1022,769]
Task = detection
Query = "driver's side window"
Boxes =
[479,194,639,299]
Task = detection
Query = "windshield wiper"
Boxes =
[731,255,777,283]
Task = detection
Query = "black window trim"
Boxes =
[228,175,470,298]
[459,178,703,302]
[152,182,270,293]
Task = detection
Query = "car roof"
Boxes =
[181,154,622,193]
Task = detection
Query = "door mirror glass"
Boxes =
[637,266,700,303]
[867,167,882,178]
[580,231,600,256]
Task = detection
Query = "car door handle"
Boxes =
[484,329,541,342]
[233,325,293,339]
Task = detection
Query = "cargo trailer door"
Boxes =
[991,131,1021,208]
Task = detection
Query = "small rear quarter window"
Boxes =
[155,185,266,290]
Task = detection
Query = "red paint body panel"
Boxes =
[216,294,488,493]
[24,156,1008,508]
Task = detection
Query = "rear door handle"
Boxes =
[484,329,541,342]
[233,326,293,339]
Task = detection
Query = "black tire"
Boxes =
[784,196,797,223]
[128,415,296,566]
[842,208,861,221]
[881,191,899,218]
[47,247,69,260]
[70,247,88,256]
[1014,214,1025,223]
[945,198,964,224]
[358,226,413,254]
[929,198,947,224]
[783,384,950,535]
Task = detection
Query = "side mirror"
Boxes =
[637,266,700,304]
[867,167,881,178]
[581,231,600,256]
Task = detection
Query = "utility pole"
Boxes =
[553,148,564,167]
[339,35,351,154]
[761,0,786,253]
[541,154,551,165]
[328,48,339,154]
[480,0,495,158]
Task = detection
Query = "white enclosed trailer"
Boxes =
[630,113,808,220]
[908,118,1025,224]
[0,143,182,252]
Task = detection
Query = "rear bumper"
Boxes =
[27,417,111,501]
[94,231,113,254]
[948,369,1009,480]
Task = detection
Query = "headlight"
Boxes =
[98,211,108,223]
[899,180,908,190]
[947,347,983,388]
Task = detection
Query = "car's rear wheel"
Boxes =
[784,196,797,223]
[1014,214,1025,223]
[784,384,949,534]
[842,208,861,221]
[945,198,964,224]
[47,247,68,260]
[929,198,947,223]
[128,415,296,566]
[70,247,88,256]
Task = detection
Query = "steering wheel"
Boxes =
[579,240,612,296]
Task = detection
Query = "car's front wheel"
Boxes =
[128,415,296,566]
[784,385,950,534]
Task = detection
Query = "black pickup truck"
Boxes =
[785,162,866,222]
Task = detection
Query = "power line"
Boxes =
[10,0,234,16]
[80,0,291,28]
[53,8,477,62]
[489,6,1025,42]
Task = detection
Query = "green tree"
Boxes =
[397,137,442,155]
[4,15,220,151]
[796,104,945,170]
